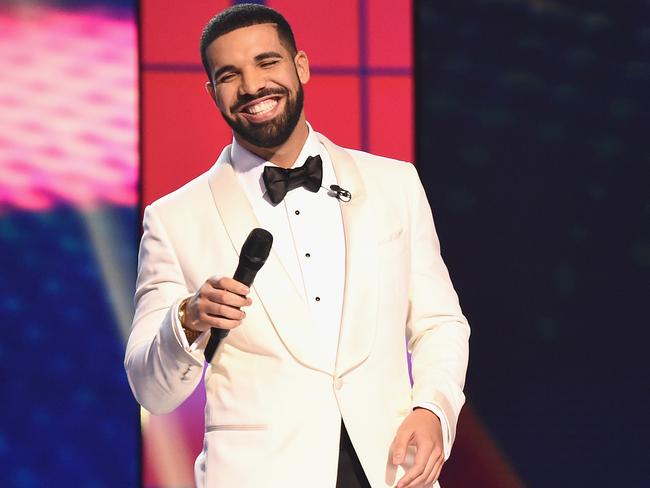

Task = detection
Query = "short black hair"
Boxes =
[200,3,298,83]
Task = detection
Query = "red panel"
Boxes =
[142,71,231,206]
[368,76,413,162]
[303,75,361,150]
[367,0,413,68]
[268,0,359,67]
[141,0,230,64]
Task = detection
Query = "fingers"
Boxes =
[396,437,433,488]
[424,456,445,487]
[204,286,252,309]
[185,277,253,332]
[188,298,245,331]
[208,276,250,297]
[390,426,412,466]
[391,412,444,488]
[200,313,243,330]
[403,446,442,488]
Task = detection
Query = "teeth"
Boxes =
[246,98,277,115]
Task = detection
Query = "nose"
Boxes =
[239,68,266,95]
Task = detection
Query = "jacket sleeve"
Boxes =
[124,204,205,414]
[404,164,470,449]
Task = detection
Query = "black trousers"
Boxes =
[336,421,372,488]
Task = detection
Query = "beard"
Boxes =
[222,84,304,149]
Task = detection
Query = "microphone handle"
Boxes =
[233,265,258,287]
[204,263,258,362]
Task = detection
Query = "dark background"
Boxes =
[416,1,649,486]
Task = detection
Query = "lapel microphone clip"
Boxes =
[328,184,352,202]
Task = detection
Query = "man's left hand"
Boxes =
[390,408,444,488]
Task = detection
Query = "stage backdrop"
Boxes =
[0,0,139,486]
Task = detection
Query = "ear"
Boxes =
[205,81,217,103]
[294,50,310,85]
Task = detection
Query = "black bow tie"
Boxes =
[262,155,323,205]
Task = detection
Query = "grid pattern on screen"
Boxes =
[140,0,413,206]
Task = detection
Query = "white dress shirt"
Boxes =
[174,124,451,459]
[229,125,346,371]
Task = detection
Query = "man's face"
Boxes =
[204,23,309,148]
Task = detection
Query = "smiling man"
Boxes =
[205,24,306,152]
[125,4,469,488]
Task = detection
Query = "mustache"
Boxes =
[232,88,289,112]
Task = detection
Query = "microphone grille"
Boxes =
[241,228,273,268]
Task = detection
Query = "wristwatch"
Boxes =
[178,297,202,343]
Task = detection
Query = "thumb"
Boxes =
[391,428,412,465]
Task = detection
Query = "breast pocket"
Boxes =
[377,226,409,265]
[378,227,404,246]
[377,227,410,305]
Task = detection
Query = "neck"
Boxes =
[235,115,309,168]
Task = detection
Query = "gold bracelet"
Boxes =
[178,297,202,343]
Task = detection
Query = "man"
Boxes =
[125,4,469,488]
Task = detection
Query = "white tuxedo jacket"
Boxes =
[125,134,470,488]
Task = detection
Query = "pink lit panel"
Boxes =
[141,0,231,64]
[141,71,231,206]
[369,75,413,162]
[304,75,362,150]
[0,7,138,213]
[367,0,413,68]
[268,0,360,67]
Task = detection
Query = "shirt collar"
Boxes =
[229,123,322,201]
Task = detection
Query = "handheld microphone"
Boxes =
[204,228,273,362]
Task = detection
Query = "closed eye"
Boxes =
[217,72,237,83]
[259,59,280,68]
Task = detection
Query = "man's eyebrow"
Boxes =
[213,64,236,82]
[254,51,283,62]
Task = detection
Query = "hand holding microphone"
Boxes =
[185,228,273,362]
[180,276,252,334]
[179,228,273,361]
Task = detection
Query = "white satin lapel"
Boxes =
[208,146,331,374]
[317,134,380,376]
